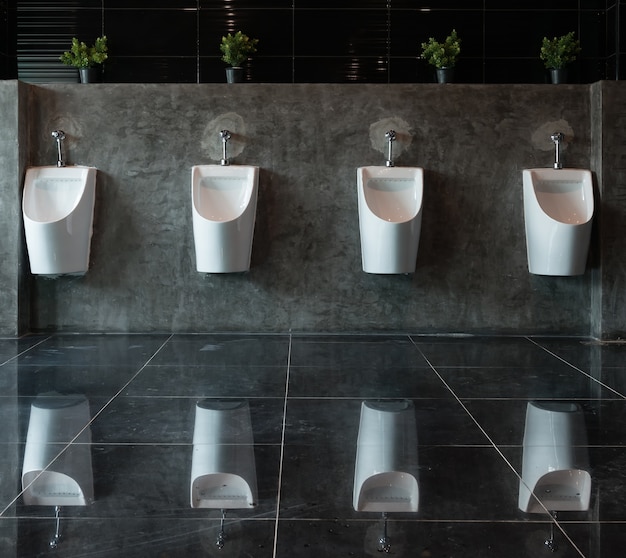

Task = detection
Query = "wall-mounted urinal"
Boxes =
[22,393,94,507]
[353,400,419,513]
[190,399,258,510]
[22,165,97,275]
[357,166,424,274]
[191,164,259,273]
[518,401,591,514]
[523,133,594,276]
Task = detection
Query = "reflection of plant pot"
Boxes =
[436,67,454,84]
[225,67,244,83]
[79,67,102,84]
[549,68,567,84]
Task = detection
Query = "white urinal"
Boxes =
[191,164,259,273]
[22,393,94,506]
[353,400,419,513]
[22,165,97,276]
[523,168,594,276]
[190,399,258,509]
[357,166,424,274]
[518,401,591,514]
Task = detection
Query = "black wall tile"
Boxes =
[11,1,622,83]
[103,56,197,83]
[105,9,197,56]
[294,10,387,57]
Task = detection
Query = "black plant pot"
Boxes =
[79,67,102,84]
[436,68,455,84]
[549,68,567,84]
[225,67,244,83]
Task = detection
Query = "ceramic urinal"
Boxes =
[190,399,258,509]
[518,401,591,514]
[357,166,424,274]
[22,166,97,275]
[22,393,94,506]
[353,400,419,513]
[523,168,594,276]
[191,164,259,273]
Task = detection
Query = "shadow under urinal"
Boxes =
[523,168,594,276]
[190,399,258,510]
[22,166,97,276]
[22,392,94,507]
[191,165,259,273]
[353,400,419,513]
[519,401,591,514]
[357,166,424,274]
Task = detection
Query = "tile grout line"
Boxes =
[272,332,292,558]
[0,334,52,367]
[409,337,588,558]
[527,336,626,400]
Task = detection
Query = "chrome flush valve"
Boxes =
[385,130,396,167]
[220,129,231,166]
[551,132,564,169]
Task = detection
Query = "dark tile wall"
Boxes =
[4,0,622,83]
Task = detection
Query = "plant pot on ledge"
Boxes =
[220,31,259,84]
[79,67,102,84]
[539,32,580,85]
[225,67,244,83]
[59,36,108,84]
[421,29,461,85]
[436,68,455,84]
[548,68,567,84]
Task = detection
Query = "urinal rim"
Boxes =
[23,165,96,224]
[191,164,259,224]
[523,167,594,223]
[357,165,424,224]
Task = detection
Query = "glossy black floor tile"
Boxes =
[1,333,624,557]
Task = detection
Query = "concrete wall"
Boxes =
[2,80,624,337]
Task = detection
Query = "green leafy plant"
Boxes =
[220,31,259,67]
[420,29,461,69]
[59,36,108,68]
[540,32,581,69]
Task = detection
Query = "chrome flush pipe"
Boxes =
[385,130,396,167]
[378,512,391,553]
[220,129,231,166]
[52,130,66,167]
[551,132,564,169]
[49,505,62,549]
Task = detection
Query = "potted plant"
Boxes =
[59,36,108,83]
[540,31,581,84]
[219,31,259,83]
[420,29,461,83]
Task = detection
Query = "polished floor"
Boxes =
[0,333,625,557]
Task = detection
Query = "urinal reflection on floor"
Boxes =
[21,392,94,549]
[353,399,419,553]
[518,401,591,552]
[190,399,257,550]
